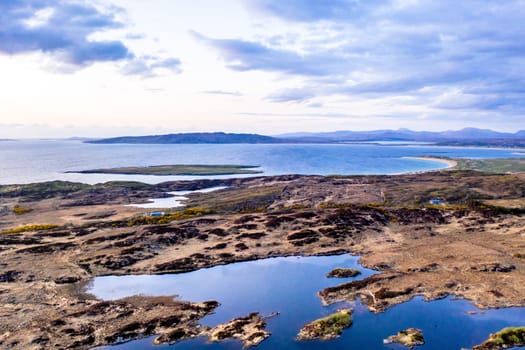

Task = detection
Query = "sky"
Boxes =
[1,0,524,138]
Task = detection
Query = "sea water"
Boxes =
[1,140,523,185]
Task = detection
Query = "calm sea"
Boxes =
[0,140,523,185]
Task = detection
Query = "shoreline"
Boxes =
[403,156,458,170]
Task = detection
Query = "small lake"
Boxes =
[1,140,524,184]
[126,186,229,209]
[89,255,525,350]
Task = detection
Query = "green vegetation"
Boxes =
[473,326,525,349]
[96,181,155,190]
[454,158,525,173]
[326,267,361,278]
[1,224,59,234]
[417,156,525,174]
[297,309,352,340]
[12,205,33,215]
[185,186,283,214]
[384,328,425,348]
[0,181,89,200]
[71,164,262,176]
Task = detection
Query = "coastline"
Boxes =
[403,156,457,169]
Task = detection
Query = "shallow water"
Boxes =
[1,140,524,184]
[126,186,229,209]
[89,255,525,350]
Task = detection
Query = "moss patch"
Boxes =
[473,326,525,350]
[13,205,33,215]
[297,309,352,341]
[1,224,59,234]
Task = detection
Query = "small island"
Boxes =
[68,164,262,176]
[473,326,525,350]
[296,309,352,341]
[208,312,270,348]
[383,328,425,348]
[326,267,361,278]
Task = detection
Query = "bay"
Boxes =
[0,140,523,185]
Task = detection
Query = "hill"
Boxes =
[87,132,290,144]
[278,128,525,143]
[86,129,525,146]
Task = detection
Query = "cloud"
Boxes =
[202,90,243,96]
[197,0,525,118]
[266,88,316,103]
[192,31,346,76]
[0,0,130,64]
[121,57,182,77]
[0,0,180,76]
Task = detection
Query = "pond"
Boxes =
[89,255,525,350]
[126,186,229,209]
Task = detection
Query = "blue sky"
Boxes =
[1,0,524,137]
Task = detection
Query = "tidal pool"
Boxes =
[89,255,525,350]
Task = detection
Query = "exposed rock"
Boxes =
[470,263,516,273]
[326,267,361,278]
[43,296,218,349]
[0,270,21,282]
[208,312,270,348]
[383,328,425,348]
[54,276,80,284]
[153,326,205,345]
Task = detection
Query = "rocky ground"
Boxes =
[1,170,525,349]
[383,328,425,348]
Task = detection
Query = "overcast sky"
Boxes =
[1,0,524,138]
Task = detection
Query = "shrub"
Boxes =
[1,224,59,234]
[13,205,33,215]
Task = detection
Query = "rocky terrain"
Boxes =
[384,328,425,348]
[473,326,525,349]
[1,170,525,348]
[296,309,352,340]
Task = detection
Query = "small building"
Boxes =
[149,211,166,217]
[428,199,444,205]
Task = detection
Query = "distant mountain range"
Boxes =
[86,128,525,145]
[277,128,525,142]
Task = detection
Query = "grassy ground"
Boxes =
[297,309,353,340]
[454,158,525,173]
[473,326,525,349]
[70,164,262,176]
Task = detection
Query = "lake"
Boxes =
[1,140,524,185]
[90,255,525,350]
